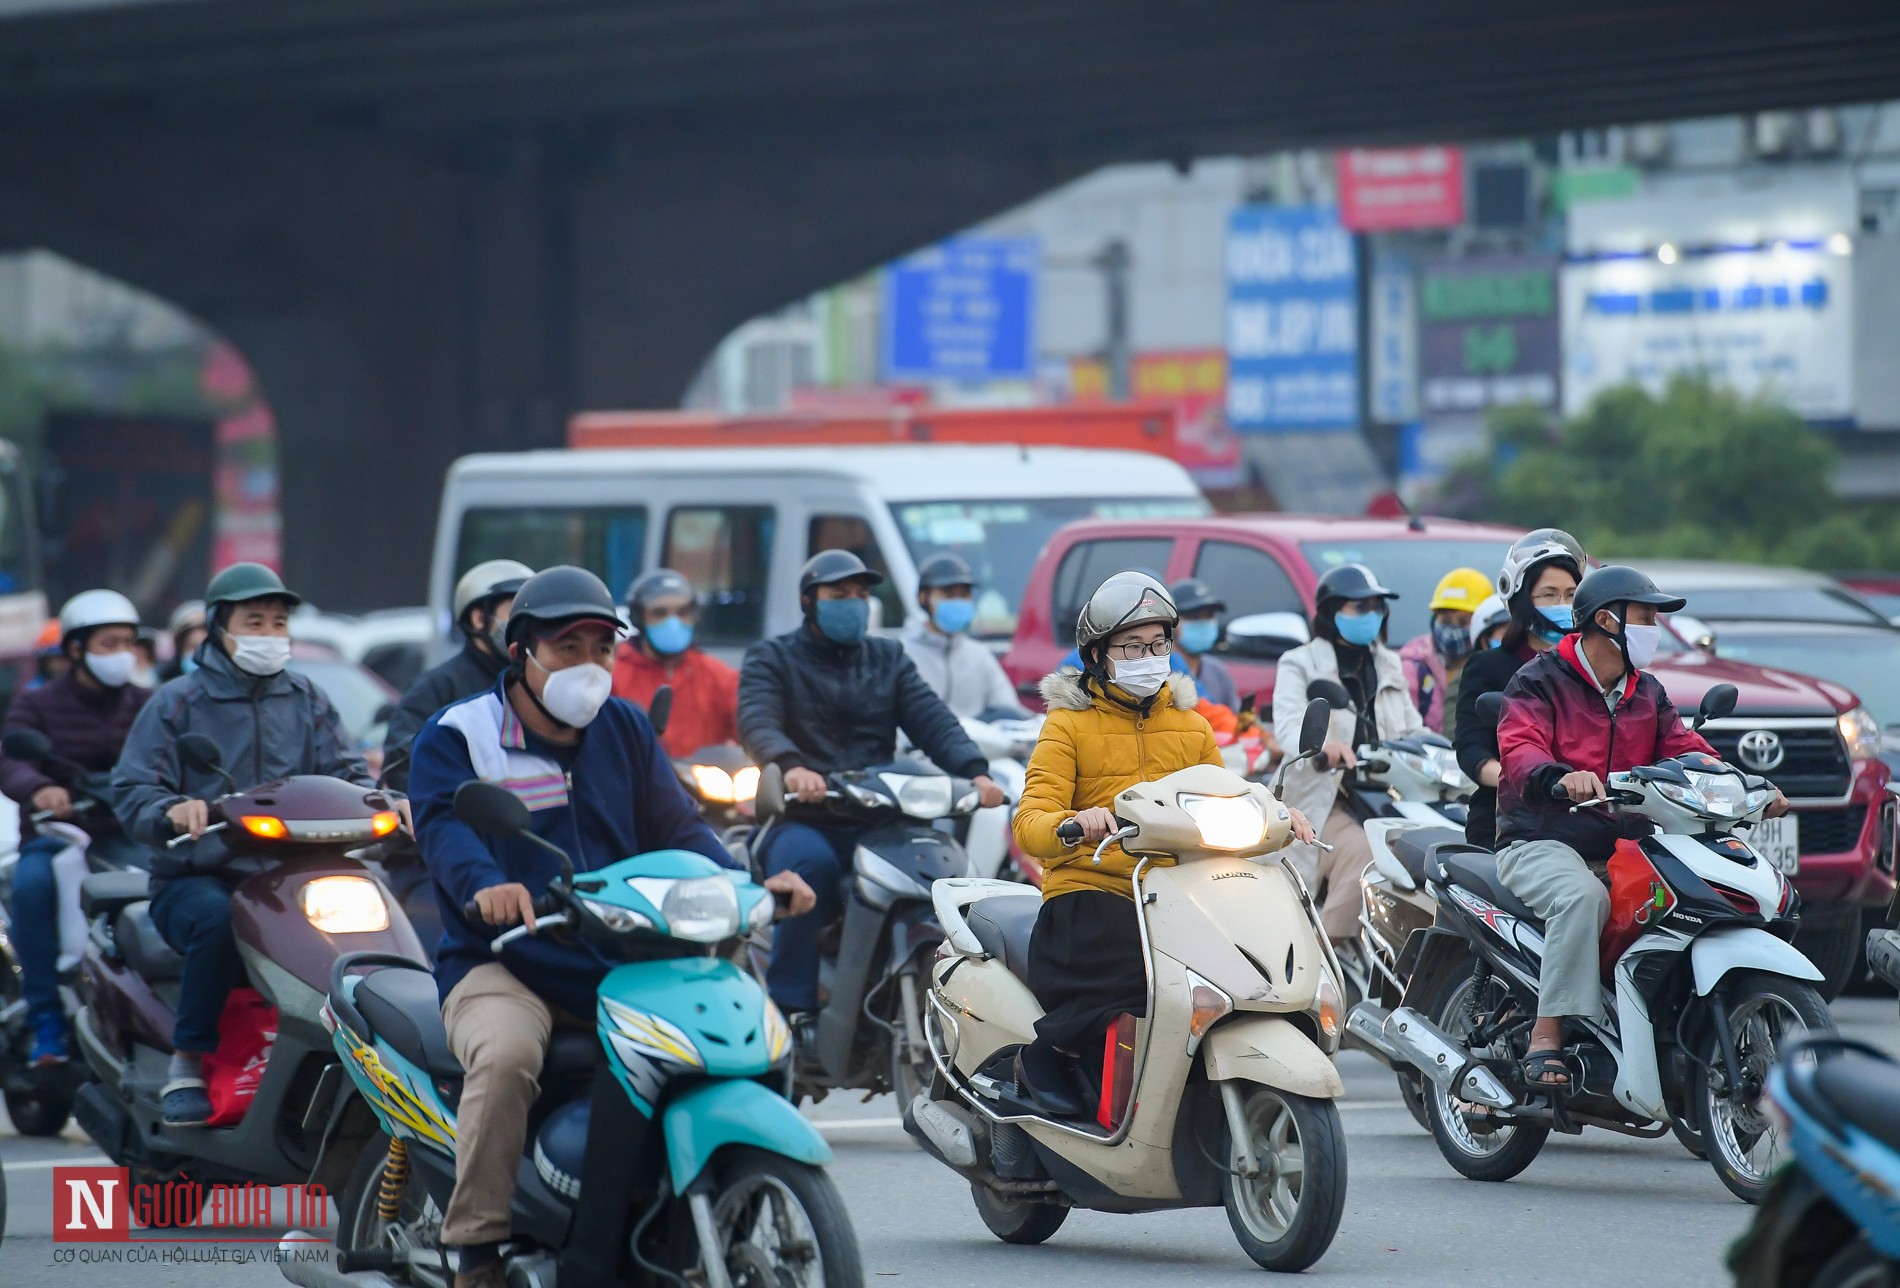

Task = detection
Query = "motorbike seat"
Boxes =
[1436,850,1541,925]
[1812,1047,1900,1153]
[82,869,152,920]
[966,895,1040,986]
[1391,827,1465,886]
[354,965,464,1079]
[114,903,184,982]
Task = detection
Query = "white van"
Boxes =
[429,445,1206,657]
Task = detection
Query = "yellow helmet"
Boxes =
[1429,567,1492,613]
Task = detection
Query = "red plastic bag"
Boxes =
[1600,840,1661,979]
[203,988,279,1127]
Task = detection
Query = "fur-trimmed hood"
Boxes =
[1038,666,1198,713]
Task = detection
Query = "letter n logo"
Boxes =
[54,1166,129,1241]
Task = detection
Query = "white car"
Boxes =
[291,606,434,691]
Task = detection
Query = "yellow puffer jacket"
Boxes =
[1014,668,1222,901]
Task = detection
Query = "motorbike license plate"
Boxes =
[1753,815,1799,874]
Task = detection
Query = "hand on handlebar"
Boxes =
[1321,742,1358,771]
[1073,806,1120,844]
[1765,789,1791,819]
[1287,806,1319,847]
[972,775,1007,810]
[785,766,829,804]
[469,882,538,931]
[763,870,816,917]
[166,798,210,840]
[31,785,73,819]
[1557,770,1606,804]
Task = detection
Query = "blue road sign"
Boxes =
[1225,205,1360,430]
[882,236,1039,381]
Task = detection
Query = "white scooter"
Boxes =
[908,701,1353,1272]
[957,711,1043,881]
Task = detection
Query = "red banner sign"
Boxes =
[1337,147,1465,231]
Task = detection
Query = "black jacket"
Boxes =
[381,638,509,792]
[1453,643,1533,849]
[738,625,988,781]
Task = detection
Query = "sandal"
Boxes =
[1522,1048,1570,1088]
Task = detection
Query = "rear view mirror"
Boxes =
[453,780,532,836]
[1306,678,1351,711]
[1221,612,1310,661]
[647,685,673,739]
[1297,698,1332,758]
[1476,692,1505,730]
[1,728,52,765]
[755,763,785,821]
[1695,683,1738,730]
[177,733,224,774]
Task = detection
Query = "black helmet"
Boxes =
[504,565,625,648]
[1314,563,1397,612]
[625,568,695,613]
[799,550,885,598]
[916,552,976,591]
[1571,566,1686,633]
[1169,577,1226,616]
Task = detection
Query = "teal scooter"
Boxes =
[301,780,862,1288]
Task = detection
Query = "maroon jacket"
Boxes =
[1496,634,1713,862]
[0,670,150,844]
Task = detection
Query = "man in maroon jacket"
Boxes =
[0,591,151,1063]
[1495,566,1786,1087]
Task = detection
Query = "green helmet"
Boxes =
[204,562,303,609]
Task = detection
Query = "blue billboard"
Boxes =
[1225,205,1360,430]
[881,236,1039,382]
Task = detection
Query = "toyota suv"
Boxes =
[1003,514,1896,996]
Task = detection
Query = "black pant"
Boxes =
[1025,889,1148,1064]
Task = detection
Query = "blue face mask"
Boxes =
[180,654,199,674]
[643,614,694,656]
[1178,619,1220,656]
[931,598,975,635]
[1533,603,1573,643]
[1336,609,1385,647]
[814,597,870,645]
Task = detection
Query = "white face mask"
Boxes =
[228,634,291,677]
[1622,623,1662,671]
[84,649,138,688]
[529,653,613,728]
[1111,654,1172,699]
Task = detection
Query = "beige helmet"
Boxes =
[1076,571,1178,650]
[453,559,535,625]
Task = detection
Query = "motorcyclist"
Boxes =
[609,567,741,758]
[900,551,1028,719]
[160,600,207,681]
[381,559,534,793]
[1399,567,1491,739]
[1469,593,1511,653]
[1495,565,1788,1086]
[0,591,151,1064]
[112,562,378,1127]
[1453,530,1585,849]
[1169,577,1241,712]
[1272,563,1427,949]
[30,620,66,688]
[1012,572,1315,1115]
[738,550,1003,1018]
[409,565,814,1288]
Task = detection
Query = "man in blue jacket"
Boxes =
[409,566,812,1288]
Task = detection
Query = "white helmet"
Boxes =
[453,559,535,623]
[1496,528,1586,601]
[1468,594,1510,646]
[1076,571,1177,650]
[58,589,140,642]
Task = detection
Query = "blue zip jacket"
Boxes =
[410,677,736,1015]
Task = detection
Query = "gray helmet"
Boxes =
[1169,577,1226,616]
[205,562,302,609]
[1076,571,1178,650]
[916,552,976,591]
[625,568,695,613]
[1572,565,1686,633]
[1314,563,1397,612]
[1498,528,1586,601]
[167,599,206,636]
[798,550,884,599]
[453,559,534,624]
[504,565,624,648]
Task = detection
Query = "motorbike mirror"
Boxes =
[1297,697,1331,758]
[1,727,52,765]
[647,685,673,740]
[177,732,224,774]
[1476,692,1506,730]
[1306,678,1352,711]
[1222,611,1310,661]
[1695,683,1738,730]
[756,763,785,820]
[452,780,532,836]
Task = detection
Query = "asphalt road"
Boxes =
[4,997,1894,1288]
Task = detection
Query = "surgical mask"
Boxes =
[644,614,694,655]
[181,654,200,674]
[227,634,291,677]
[1431,621,1471,663]
[1178,619,1220,656]
[1622,623,1662,671]
[814,597,870,645]
[1537,604,1574,631]
[84,650,138,688]
[1335,610,1384,648]
[931,598,975,635]
[529,653,614,728]
[1111,654,1171,699]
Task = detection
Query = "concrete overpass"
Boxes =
[2,0,1899,607]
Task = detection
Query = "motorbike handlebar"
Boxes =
[30,798,100,824]
[489,912,569,954]
[165,819,228,849]
[462,890,565,923]
[1056,819,1084,844]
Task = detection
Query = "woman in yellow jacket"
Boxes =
[1012,572,1315,1112]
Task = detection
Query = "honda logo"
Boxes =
[1736,729,1785,772]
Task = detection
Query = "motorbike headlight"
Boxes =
[745,886,775,932]
[1423,746,1473,792]
[579,897,653,935]
[855,847,932,906]
[1177,792,1267,850]
[300,875,390,934]
[601,995,703,1069]
[882,773,954,819]
[1841,706,1882,762]
[657,875,741,942]
[689,764,737,803]
[731,766,760,803]
[1659,771,1750,819]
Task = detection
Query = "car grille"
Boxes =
[1703,724,1851,799]
[1798,805,1867,855]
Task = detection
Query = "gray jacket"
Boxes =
[899,619,1027,720]
[113,642,373,879]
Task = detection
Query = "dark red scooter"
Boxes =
[71,733,427,1190]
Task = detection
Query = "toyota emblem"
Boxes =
[1736,729,1785,772]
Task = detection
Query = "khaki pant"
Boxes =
[1314,805,1372,944]
[440,963,552,1247]
[1495,838,1610,1022]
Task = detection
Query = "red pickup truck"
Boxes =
[1003,513,1897,996]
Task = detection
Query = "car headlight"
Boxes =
[1841,706,1882,762]
[1177,792,1267,850]
[601,995,703,1069]
[579,896,653,934]
[882,773,954,819]
[301,875,390,933]
[656,875,741,942]
[690,764,737,803]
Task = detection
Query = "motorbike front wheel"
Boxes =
[709,1147,862,1288]
[888,968,934,1116]
[1696,971,1835,1204]
[1220,1085,1347,1273]
[1814,1238,1900,1288]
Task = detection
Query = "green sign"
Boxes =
[1421,270,1554,322]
